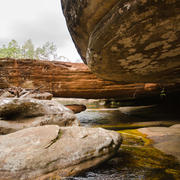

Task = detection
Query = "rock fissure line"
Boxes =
[45,129,61,149]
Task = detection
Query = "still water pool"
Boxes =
[54,98,180,180]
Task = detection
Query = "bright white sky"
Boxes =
[0,0,82,62]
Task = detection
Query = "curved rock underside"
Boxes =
[61,0,180,83]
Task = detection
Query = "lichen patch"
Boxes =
[161,31,178,42]
[158,47,180,60]
[144,41,165,50]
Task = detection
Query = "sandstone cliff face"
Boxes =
[61,0,180,83]
[0,58,180,99]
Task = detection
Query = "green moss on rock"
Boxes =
[115,129,180,179]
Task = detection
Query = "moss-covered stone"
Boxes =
[118,129,153,146]
[114,129,180,179]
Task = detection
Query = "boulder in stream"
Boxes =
[0,98,80,134]
[65,104,87,114]
[0,125,122,179]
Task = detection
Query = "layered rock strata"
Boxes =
[1,58,180,99]
[61,0,180,83]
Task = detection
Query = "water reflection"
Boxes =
[53,98,180,180]
[53,98,106,109]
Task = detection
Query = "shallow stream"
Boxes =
[54,98,180,180]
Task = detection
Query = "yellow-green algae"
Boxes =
[94,122,179,131]
[116,129,180,179]
[119,129,153,146]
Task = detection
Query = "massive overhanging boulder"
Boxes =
[61,0,180,83]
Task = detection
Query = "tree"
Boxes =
[75,59,82,63]
[0,45,9,58]
[36,41,57,60]
[0,40,22,59]
[0,39,68,61]
[8,39,22,58]
[22,39,35,59]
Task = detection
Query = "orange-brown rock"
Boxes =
[65,104,86,114]
[61,0,180,83]
[0,58,180,99]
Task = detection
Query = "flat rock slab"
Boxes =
[0,125,122,179]
[0,98,80,134]
[138,124,180,161]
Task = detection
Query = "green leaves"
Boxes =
[0,40,23,59]
[36,41,58,60]
[22,39,35,59]
[160,87,166,98]
[0,39,64,61]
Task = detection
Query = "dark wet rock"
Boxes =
[0,125,122,179]
[61,0,180,83]
[119,103,180,121]
[65,104,86,114]
[0,98,80,134]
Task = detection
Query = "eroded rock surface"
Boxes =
[0,98,80,134]
[61,0,180,83]
[1,58,180,99]
[0,125,122,179]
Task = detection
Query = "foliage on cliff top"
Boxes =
[0,39,66,61]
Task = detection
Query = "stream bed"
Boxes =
[54,98,180,180]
